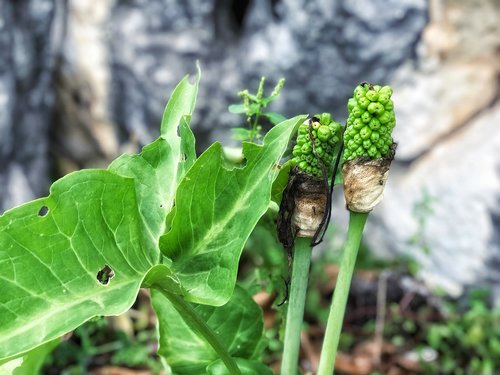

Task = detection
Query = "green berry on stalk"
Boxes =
[317,126,331,142]
[348,98,357,111]
[365,90,379,102]
[320,112,332,125]
[367,102,384,115]
[357,97,370,109]
[361,111,371,124]
[369,118,381,130]
[353,118,363,130]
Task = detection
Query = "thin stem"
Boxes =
[251,111,261,142]
[153,287,241,375]
[317,211,368,375]
[281,237,313,375]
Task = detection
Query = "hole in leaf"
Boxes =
[96,265,114,285]
[38,206,49,216]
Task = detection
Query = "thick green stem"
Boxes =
[317,211,368,375]
[153,287,241,375]
[281,237,313,375]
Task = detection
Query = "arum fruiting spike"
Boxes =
[343,83,395,161]
[291,114,343,177]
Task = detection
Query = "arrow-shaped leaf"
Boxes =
[0,71,200,361]
[159,115,306,305]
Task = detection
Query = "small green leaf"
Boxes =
[159,115,306,305]
[231,128,253,141]
[207,358,273,375]
[228,104,246,114]
[265,112,287,125]
[152,286,266,375]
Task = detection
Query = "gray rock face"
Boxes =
[0,0,57,212]
[106,0,427,146]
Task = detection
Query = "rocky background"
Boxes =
[0,0,499,300]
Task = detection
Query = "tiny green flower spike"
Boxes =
[291,113,342,177]
[343,83,395,161]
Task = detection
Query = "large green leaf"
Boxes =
[0,71,200,361]
[207,358,273,375]
[159,115,306,305]
[152,286,268,375]
[0,339,59,375]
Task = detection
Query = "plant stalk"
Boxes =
[281,237,313,375]
[154,287,241,375]
[317,211,368,375]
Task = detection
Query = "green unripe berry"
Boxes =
[361,111,372,124]
[363,139,372,149]
[299,161,308,170]
[353,134,362,145]
[367,102,385,115]
[360,126,372,140]
[292,145,302,157]
[378,111,391,124]
[348,98,357,111]
[370,131,380,142]
[296,135,306,144]
[354,88,366,101]
[351,106,363,118]
[319,112,332,125]
[378,93,390,105]
[381,144,390,156]
[365,90,379,102]
[384,101,394,111]
[369,118,381,130]
[368,145,377,157]
[311,121,321,130]
[301,142,312,154]
[315,146,324,157]
[330,121,341,132]
[357,97,370,109]
[353,118,364,130]
[380,85,393,96]
[317,126,331,142]
[373,85,382,92]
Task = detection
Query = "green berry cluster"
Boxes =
[291,113,342,177]
[343,83,395,161]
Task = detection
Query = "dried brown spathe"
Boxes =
[277,169,328,250]
[342,143,396,213]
